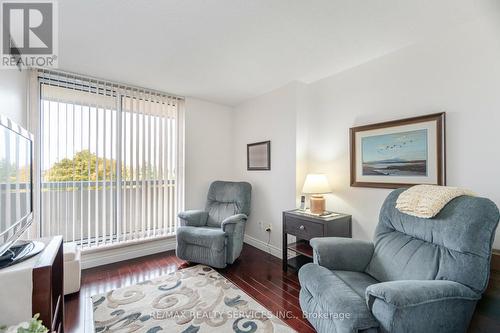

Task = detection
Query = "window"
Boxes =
[35,70,184,248]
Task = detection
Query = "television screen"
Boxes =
[0,116,33,256]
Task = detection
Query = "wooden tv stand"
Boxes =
[33,236,64,333]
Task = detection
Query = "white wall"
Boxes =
[0,70,28,126]
[306,18,500,248]
[184,97,234,209]
[232,82,303,252]
[295,82,310,203]
[233,16,500,251]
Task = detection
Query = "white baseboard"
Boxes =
[82,234,292,269]
[244,234,283,259]
[81,237,176,269]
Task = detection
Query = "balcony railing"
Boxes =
[40,180,177,247]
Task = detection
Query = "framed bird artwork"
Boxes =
[350,113,445,188]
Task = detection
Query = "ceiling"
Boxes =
[58,0,497,106]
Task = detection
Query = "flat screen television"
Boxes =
[0,114,35,259]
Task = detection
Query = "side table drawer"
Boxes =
[283,210,352,272]
[284,216,323,240]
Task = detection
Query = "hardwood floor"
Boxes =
[469,251,500,333]
[64,244,315,333]
[65,244,500,333]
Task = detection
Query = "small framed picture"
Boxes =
[350,113,445,188]
[247,141,271,170]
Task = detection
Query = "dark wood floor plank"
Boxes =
[222,272,315,333]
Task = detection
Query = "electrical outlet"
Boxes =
[265,224,272,232]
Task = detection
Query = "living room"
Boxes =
[0,1,499,332]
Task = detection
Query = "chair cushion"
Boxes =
[205,181,251,227]
[63,242,79,262]
[366,189,500,293]
[206,202,239,227]
[176,226,226,251]
[333,270,379,298]
[299,263,379,332]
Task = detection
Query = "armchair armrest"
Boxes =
[178,210,208,227]
[221,214,248,233]
[310,237,374,271]
[365,280,479,309]
[366,280,480,332]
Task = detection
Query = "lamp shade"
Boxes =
[302,174,331,194]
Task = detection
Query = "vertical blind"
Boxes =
[37,69,184,248]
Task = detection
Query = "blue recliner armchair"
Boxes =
[299,188,499,333]
[176,181,251,268]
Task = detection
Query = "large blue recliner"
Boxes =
[299,188,499,333]
[176,181,251,268]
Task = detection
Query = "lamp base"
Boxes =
[310,195,325,215]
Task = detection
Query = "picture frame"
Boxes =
[350,113,445,188]
[247,141,271,170]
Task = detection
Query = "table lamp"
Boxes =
[302,174,331,215]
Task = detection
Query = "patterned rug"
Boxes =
[92,265,296,332]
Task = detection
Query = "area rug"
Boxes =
[92,265,296,332]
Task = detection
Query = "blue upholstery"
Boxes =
[177,210,208,227]
[310,237,374,272]
[176,181,251,268]
[205,181,251,227]
[176,226,227,268]
[299,188,499,333]
[299,264,379,333]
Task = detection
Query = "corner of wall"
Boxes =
[184,97,235,209]
[295,82,310,205]
[231,82,310,254]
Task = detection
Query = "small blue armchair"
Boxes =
[299,188,500,333]
[176,181,251,268]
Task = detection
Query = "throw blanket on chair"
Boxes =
[396,184,475,218]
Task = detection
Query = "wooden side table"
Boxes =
[33,236,64,333]
[0,236,64,332]
[282,209,352,272]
